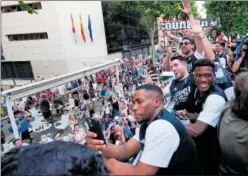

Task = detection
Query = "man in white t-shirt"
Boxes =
[58,85,66,96]
[176,59,227,175]
[86,84,201,175]
[57,84,67,102]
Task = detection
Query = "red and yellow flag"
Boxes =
[80,15,86,42]
[71,14,76,34]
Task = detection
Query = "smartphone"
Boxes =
[149,66,158,82]
[85,118,107,144]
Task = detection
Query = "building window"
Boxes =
[102,2,156,54]
[1,2,42,13]
[6,32,48,42]
[1,61,34,79]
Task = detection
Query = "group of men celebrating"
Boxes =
[85,0,236,175]
[87,59,227,175]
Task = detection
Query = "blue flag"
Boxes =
[88,15,93,42]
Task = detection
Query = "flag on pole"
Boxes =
[88,15,93,42]
[79,15,86,42]
[71,14,76,34]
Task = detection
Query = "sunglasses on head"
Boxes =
[180,42,192,46]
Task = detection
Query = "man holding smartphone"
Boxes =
[86,84,202,175]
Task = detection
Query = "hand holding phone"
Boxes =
[85,130,106,150]
[85,118,107,145]
[148,66,158,83]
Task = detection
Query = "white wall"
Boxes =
[54,1,108,72]
[2,1,69,78]
[1,1,109,78]
[2,1,66,62]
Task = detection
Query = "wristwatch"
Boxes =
[190,113,198,124]
[195,33,205,40]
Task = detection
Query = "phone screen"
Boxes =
[85,118,107,144]
[149,66,158,82]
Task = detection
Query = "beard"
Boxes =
[136,115,150,125]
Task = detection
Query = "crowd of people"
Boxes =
[1,53,155,147]
[2,0,248,175]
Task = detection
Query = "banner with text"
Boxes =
[160,18,220,31]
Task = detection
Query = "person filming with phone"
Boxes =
[86,84,202,175]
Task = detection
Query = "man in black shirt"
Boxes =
[177,59,227,175]
[231,42,248,74]
[86,84,202,175]
[214,41,227,66]
[163,36,205,74]
[181,37,199,73]
[40,94,51,120]
[163,56,196,112]
[213,41,233,90]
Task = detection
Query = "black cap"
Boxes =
[182,37,195,45]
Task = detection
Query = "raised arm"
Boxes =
[181,0,214,60]
[190,20,215,61]
[231,51,246,73]
[163,47,173,71]
[164,31,180,43]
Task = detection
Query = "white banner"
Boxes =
[160,18,220,31]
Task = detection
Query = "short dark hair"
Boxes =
[1,141,108,176]
[136,84,163,97]
[231,72,248,120]
[182,37,195,45]
[214,41,226,48]
[74,123,80,128]
[193,59,215,73]
[13,110,22,116]
[171,56,188,64]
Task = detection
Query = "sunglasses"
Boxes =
[180,42,192,46]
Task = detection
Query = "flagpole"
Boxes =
[80,14,86,42]
[88,15,93,42]
[71,14,77,44]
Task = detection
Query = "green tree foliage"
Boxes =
[103,1,198,61]
[102,1,148,54]
[128,1,180,61]
[205,1,248,35]
[18,1,38,14]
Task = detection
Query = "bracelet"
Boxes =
[190,113,198,123]
[190,118,197,124]
[194,33,205,40]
